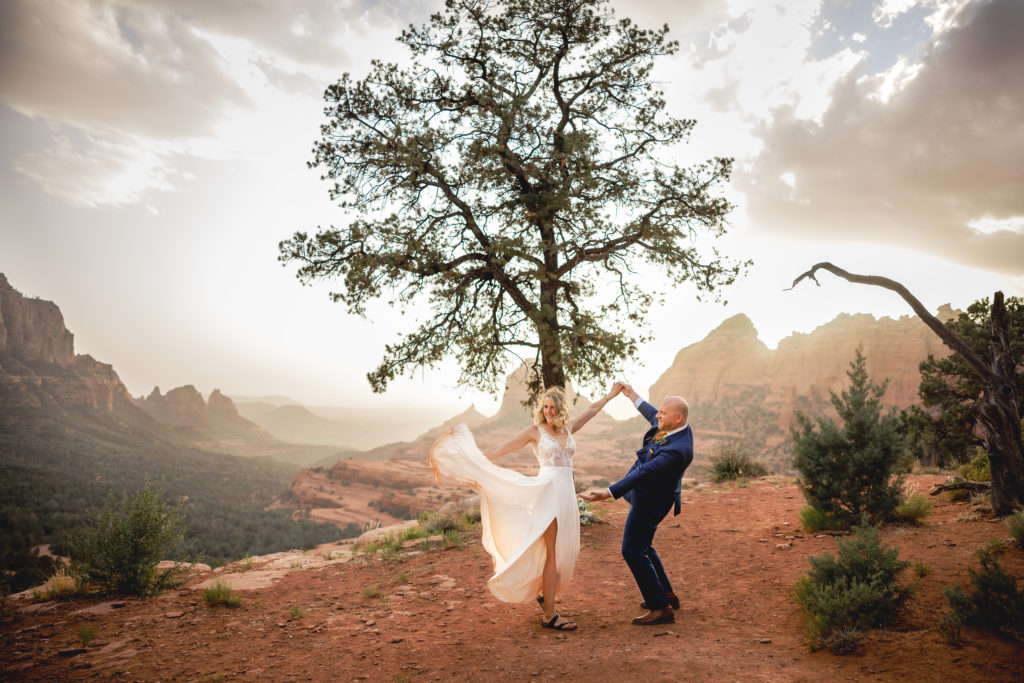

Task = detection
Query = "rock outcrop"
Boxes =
[137,385,276,444]
[0,274,137,418]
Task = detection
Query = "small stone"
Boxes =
[58,648,87,658]
[389,637,403,643]
[775,543,791,550]
[165,611,184,619]
[758,638,772,644]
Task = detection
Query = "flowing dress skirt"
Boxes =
[429,423,580,604]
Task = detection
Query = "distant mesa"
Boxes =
[136,386,275,445]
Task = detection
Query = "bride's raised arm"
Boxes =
[481,425,539,461]
[570,383,622,434]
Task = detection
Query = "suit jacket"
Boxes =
[608,400,693,516]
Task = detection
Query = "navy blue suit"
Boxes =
[608,400,693,610]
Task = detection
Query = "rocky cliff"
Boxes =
[136,385,276,445]
[647,308,956,469]
[0,274,137,418]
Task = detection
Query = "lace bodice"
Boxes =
[534,427,575,468]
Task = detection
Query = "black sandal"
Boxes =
[542,614,577,631]
[536,596,544,608]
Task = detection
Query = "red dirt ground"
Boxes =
[3,474,1023,682]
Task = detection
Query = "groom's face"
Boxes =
[656,398,687,432]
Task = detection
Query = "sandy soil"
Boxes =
[3,474,1023,682]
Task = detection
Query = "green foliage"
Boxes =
[893,493,933,525]
[958,448,991,482]
[709,441,769,482]
[203,579,242,608]
[798,506,847,533]
[0,404,347,590]
[943,545,1024,640]
[280,0,745,399]
[911,560,930,578]
[792,346,906,527]
[792,522,913,653]
[909,296,1024,467]
[362,585,381,599]
[78,624,96,647]
[30,566,79,602]
[442,528,463,548]
[1008,510,1024,549]
[289,604,304,619]
[68,480,189,595]
[936,610,962,645]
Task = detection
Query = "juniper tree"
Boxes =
[791,263,1024,516]
[280,0,745,398]
[792,346,905,526]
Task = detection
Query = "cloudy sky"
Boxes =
[1,0,1021,421]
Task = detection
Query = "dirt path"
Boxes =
[4,475,1023,681]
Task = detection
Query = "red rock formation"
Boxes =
[137,385,276,444]
[650,309,956,433]
[0,273,74,366]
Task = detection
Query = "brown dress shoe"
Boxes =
[640,593,680,610]
[632,607,675,625]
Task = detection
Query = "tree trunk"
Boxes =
[790,264,1024,515]
[977,292,1024,515]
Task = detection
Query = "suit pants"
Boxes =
[621,503,675,610]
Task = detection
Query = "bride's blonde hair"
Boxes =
[533,386,569,428]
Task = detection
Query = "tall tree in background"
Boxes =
[790,263,1024,516]
[280,0,745,398]
[907,297,1024,466]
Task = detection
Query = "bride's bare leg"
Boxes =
[542,519,558,619]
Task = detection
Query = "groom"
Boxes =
[580,383,693,625]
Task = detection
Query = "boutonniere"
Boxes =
[655,436,669,446]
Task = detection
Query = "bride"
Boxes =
[429,382,622,631]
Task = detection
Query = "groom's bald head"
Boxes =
[656,396,689,432]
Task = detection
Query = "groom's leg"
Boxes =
[647,546,674,596]
[621,506,670,610]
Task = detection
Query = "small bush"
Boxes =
[31,567,79,602]
[936,610,962,645]
[69,480,189,595]
[799,506,848,533]
[289,604,304,618]
[709,442,769,482]
[442,528,463,548]
[912,560,930,578]
[1008,510,1024,549]
[203,579,242,608]
[792,522,913,652]
[78,624,96,647]
[893,493,933,525]
[958,449,991,482]
[943,545,1024,640]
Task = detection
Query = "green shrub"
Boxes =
[289,604,304,618]
[30,566,79,602]
[1008,510,1024,549]
[68,480,189,595]
[203,579,241,608]
[709,441,769,482]
[936,610,962,645]
[792,347,905,527]
[442,528,463,548]
[943,545,1024,640]
[958,448,991,482]
[78,624,96,647]
[893,493,933,525]
[792,522,913,652]
[912,560,930,578]
[799,506,848,533]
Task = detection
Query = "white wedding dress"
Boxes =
[429,423,580,604]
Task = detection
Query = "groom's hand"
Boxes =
[620,383,639,402]
[578,489,612,502]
